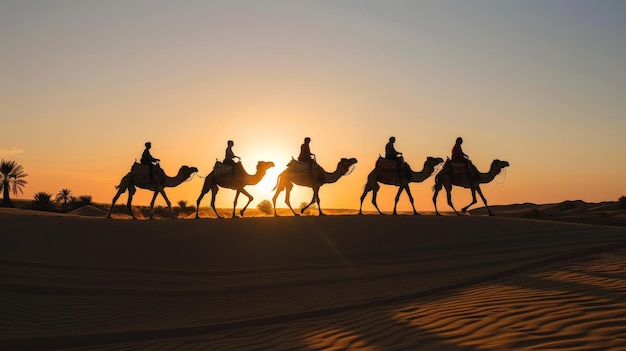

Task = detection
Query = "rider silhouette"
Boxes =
[141,142,160,183]
[298,137,316,178]
[223,140,239,165]
[451,137,477,178]
[223,140,241,175]
[385,136,403,178]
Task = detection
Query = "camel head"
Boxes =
[338,158,358,175]
[180,165,199,177]
[491,159,510,173]
[256,161,275,171]
[426,156,445,167]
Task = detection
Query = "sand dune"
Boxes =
[1,208,626,350]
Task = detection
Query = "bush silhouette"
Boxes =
[32,192,54,211]
[256,200,273,215]
[619,196,626,209]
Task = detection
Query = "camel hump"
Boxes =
[213,161,234,176]
[375,157,399,170]
[130,163,151,176]
[288,159,315,173]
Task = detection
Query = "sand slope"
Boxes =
[1,209,625,350]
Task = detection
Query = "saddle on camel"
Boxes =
[131,162,166,186]
[213,160,244,177]
[441,158,479,182]
[287,158,325,183]
[375,156,412,182]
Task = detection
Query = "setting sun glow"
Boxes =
[1,1,625,211]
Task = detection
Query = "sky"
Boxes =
[1,0,625,212]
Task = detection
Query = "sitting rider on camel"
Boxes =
[141,142,160,184]
[223,140,241,175]
[298,137,316,178]
[385,136,403,179]
[451,137,477,178]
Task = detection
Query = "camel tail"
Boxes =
[271,172,283,191]
[431,175,441,192]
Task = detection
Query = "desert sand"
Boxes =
[1,207,626,350]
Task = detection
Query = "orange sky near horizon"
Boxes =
[2,1,625,213]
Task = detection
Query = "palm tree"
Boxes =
[1,159,28,207]
[56,188,72,209]
[32,192,53,211]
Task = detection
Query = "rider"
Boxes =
[223,140,241,175]
[385,136,403,178]
[298,137,316,177]
[451,137,476,177]
[141,142,160,183]
[223,140,239,165]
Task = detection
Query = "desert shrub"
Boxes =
[299,201,317,215]
[619,196,626,209]
[68,195,93,209]
[31,192,54,211]
[256,200,273,215]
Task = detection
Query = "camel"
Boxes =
[359,156,444,215]
[432,159,509,216]
[195,161,275,218]
[107,163,198,219]
[272,157,358,216]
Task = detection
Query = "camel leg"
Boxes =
[462,188,478,214]
[283,183,298,216]
[393,186,405,215]
[107,189,124,218]
[445,185,460,216]
[301,194,316,215]
[272,185,283,217]
[196,189,208,219]
[238,188,253,218]
[160,190,174,219]
[313,187,324,216]
[467,186,492,215]
[477,187,493,216]
[232,190,240,218]
[148,191,159,219]
[210,185,221,218]
[433,181,442,215]
[370,184,384,215]
[127,186,137,219]
[196,178,212,219]
[358,186,370,215]
[405,186,419,215]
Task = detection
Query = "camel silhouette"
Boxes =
[107,163,198,219]
[195,161,275,218]
[272,157,357,216]
[359,156,444,215]
[433,159,510,216]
